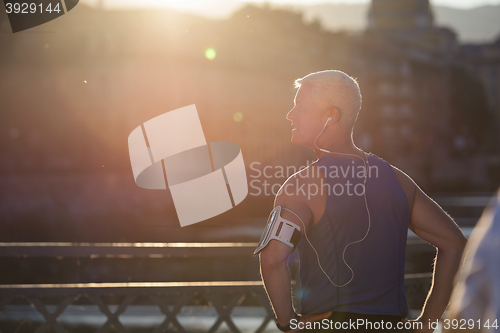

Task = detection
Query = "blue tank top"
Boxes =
[296,154,410,317]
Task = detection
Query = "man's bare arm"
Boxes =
[395,168,467,327]
[259,169,331,331]
[259,173,312,326]
[259,211,305,327]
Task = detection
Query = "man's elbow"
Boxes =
[259,249,288,269]
[439,233,467,255]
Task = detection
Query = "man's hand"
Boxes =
[287,311,333,333]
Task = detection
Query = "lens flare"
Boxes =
[233,112,243,122]
[205,48,216,60]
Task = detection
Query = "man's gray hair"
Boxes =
[294,70,362,130]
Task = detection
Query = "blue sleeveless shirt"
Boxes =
[296,154,410,317]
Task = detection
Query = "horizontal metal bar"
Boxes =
[0,242,259,257]
[0,275,431,295]
[0,281,266,297]
[0,238,454,257]
[0,242,259,248]
[0,281,264,289]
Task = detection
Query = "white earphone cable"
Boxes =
[287,117,372,287]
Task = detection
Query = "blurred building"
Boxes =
[345,0,494,190]
[367,0,459,60]
[459,36,500,186]
[460,36,500,123]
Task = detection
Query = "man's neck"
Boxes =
[314,135,364,159]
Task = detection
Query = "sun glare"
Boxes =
[233,112,243,122]
[205,48,216,60]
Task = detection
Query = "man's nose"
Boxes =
[286,107,295,121]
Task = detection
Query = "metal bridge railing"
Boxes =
[0,243,432,333]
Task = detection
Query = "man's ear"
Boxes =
[328,107,341,124]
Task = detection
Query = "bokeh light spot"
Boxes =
[205,48,216,60]
[233,112,243,122]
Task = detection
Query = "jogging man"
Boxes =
[255,70,467,332]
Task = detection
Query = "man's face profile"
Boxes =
[286,84,326,149]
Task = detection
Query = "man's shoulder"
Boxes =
[388,164,417,211]
[275,164,324,202]
[389,164,416,186]
[365,152,416,189]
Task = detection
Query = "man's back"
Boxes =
[297,154,410,317]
